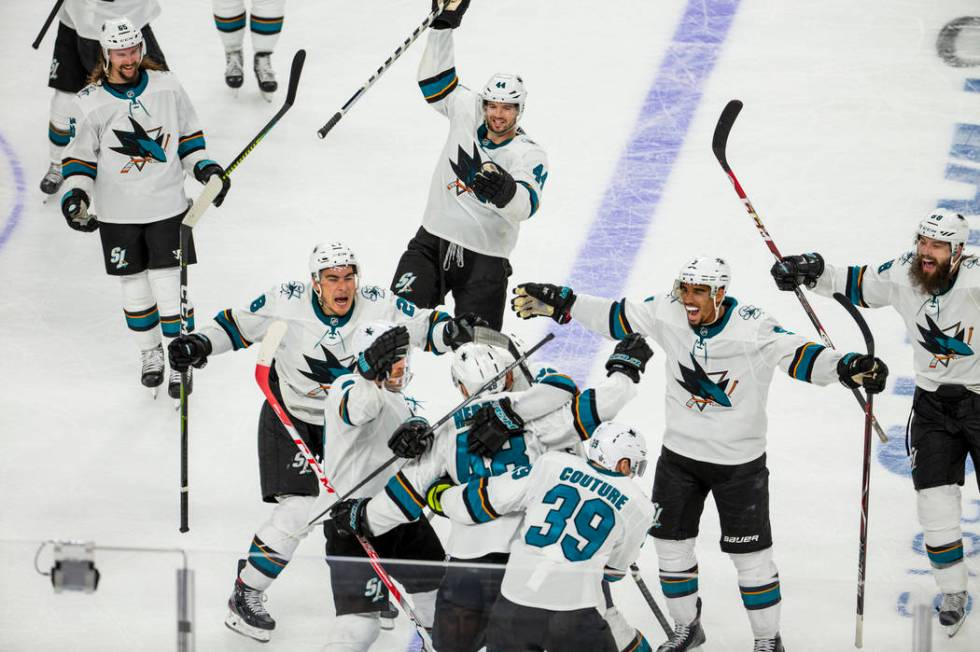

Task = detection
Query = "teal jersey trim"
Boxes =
[311,294,354,328]
[692,296,738,339]
[102,70,149,100]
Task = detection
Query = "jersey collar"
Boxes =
[477,123,522,149]
[311,293,355,328]
[103,69,149,100]
[691,296,738,339]
[588,460,626,477]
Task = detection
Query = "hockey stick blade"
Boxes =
[182,176,223,229]
[284,49,306,108]
[711,99,743,172]
[832,293,875,358]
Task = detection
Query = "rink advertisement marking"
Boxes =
[0,131,26,250]
[546,0,742,381]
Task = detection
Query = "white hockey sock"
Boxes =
[407,588,438,629]
[239,495,314,591]
[48,90,75,164]
[730,547,781,639]
[119,272,161,351]
[212,0,246,52]
[323,613,381,652]
[250,0,285,53]
[654,537,700,626]
[917,485,968,593]
[147,267,191,339]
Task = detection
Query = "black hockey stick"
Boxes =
[712,99,887,444]
[177,49,306,533]
[832,292,876,649]
[316,0,451,138]
[630,564,672,637]
[31,0,64,50]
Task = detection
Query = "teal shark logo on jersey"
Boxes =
[676,353,737,411]
[299,345,350,396]
[110,116,169,172]
[916,314,974,368]
[448,144,483,197]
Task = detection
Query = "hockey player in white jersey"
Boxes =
[329,334,652,651]
[211,0,284,98]
[167,241,482,643]
[60,17,227,398]
[431,421,656,652]
[390,0,549,330]
[512,256,889,652]
[773,210,978,636]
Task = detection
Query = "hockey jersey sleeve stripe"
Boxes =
[845,265,869,308]
[124,305,160,332]
[48,124,71,147]
[602,566,627,583]
[462,477,499,523]
[572,389,601,440]
[250,15,284,34]
[425,310,451,353]
[178,131,206,159]
[788,342,826,382]
[383,472,425,521]
[608,300,634,340]
[535,371,579,396]
[213,12,246,32]
[215,309,252,350]
[419,68,458,103]
[62,158,97,180]
[338,390,354,426]
[516,181,540,218]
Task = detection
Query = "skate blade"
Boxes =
[944,618,965,638]
[149,387,159,400]
[260,90,275,103]
[225,611,271,643]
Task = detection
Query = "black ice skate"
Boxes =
[39,162,63,195]
[753,634,785,652]
[254,52,277,100]
[224,49,244,90]
[656,598,706,651]
[938,590,968,638]
[225,564,275,643]
[168,366,192,401]
[141,345,165,398]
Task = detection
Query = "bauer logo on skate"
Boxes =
[915,314,975,368]
[110,116,169,173]
[676,353,737,410]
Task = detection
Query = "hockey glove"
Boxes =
[837,352,889,394]
[770,253,825,291]
[168,334,213,372]
[328,498,371,538]
[605,334,653,383]
[357,325,410,382]
[512,283,576,324]
[431,0,470,29]
[61,188,98,232]
[468,397,525,457]
[471,162,517,209]
[443,312,489,350]
[425,475,455,517]
[193,161,231,207]
[388,416,433,459]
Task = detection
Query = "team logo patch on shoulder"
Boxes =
[738,305,761,320]
[110,116,170,173]
[676,353,738,411]
[361,286,384,301]
[916,314,974,368]
[900,251,915,266]
[279,282,305,299]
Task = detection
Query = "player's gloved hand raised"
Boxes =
[388,416,432,459]
[328,498,371,538]
[168,334,213,372]
[770,253,824,291]
[605,334,653,383]
[443,312,489,350]
[837,353,888,394]
[512,283,576,324]
[468,397,525,457]
[431,0,470,30]
[61,188,99,232]
[357,325,410,381]
[471,162,517,209]
[193,161,231,207]
[425,475,454,517]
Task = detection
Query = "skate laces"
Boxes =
[664,622,693,647]
[243,586,269,615]
[254,54,274,78]
[940,591,968,613]
[141,346,164,367]
[753,638,778,652]
[226,51,243,74]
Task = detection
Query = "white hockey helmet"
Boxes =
[915,210,970,264]
[100,17,145,71]
[481,73,527,116]
[586,422,648,477]
[673,256,731,310]
[450,343,515,396]
[352,319,411,391]
[309,241,359,280]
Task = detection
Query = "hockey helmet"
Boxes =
[586,422,648,477]
[450,342,515,396]
[915,210,970,264]
[100,17,145,71]
[481,73,527,117]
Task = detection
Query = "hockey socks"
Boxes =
[918,485,968,593]
[239,495,314,591]
[731,548,781,640]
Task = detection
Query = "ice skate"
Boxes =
[39,162,63,196]
[656,599,706,651]
[225,563,275,643]
[224,49,244,92]
[168,366,192,401]
[141,345,165,398]
[254,52,277,101]
[938,591,968,638]
[753,634,785,652]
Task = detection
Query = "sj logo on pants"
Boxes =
[110,247,129,270]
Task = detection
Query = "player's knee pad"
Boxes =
[917,485,962,544]
[270,495,315,539]
[729,546,778,584]
[147,267,186,337]
[48,90,75,157]
[323,613,381,652]
[119,272,161,348]
[120,271,154,310]
[653,537,697,571]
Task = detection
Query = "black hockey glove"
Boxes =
[431,0,470,29]
[443,312,489,350]
[61,188,98,232]
[388,416,433,459]
[356,325,410,381]
[512,283,576,324]
[193,161,231,207]
[605,334,653,383]
[329,498,371,538]
[837,353,889,394]
[770,253,825,291]
[468,397,525,457]
[425,475,455,517]
[471,162,517,209]
[168,334,213,372]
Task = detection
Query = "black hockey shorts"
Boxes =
[390,226,512,330]
[485,595,616,652]
[98,212,196,276]
[910,385,980,492]
[650,446,772,554]
[49,23,168,93]
[432,552,509,652]
[322,517,446,616]
[257,369,322,503]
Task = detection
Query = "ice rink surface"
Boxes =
[1,0,980,650]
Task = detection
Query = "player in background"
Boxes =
[329,334,654,652]
[772,210,978,637]
[41,0,166,196]
[211,0,284,98]
[512,256,889,652]
[432,422,655,652]
[168,241,482,643]
[390,0,549,330]
[61,17,227,398]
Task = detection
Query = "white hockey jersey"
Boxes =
[572,293,849,465]
[416,30,548,258]
[365,371,637,559]
[60,0,161,39]
[813,253,980,392]
[62,70,212,225]
[441,451,655,611]
[195,282,451,425]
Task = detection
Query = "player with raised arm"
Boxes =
[389,0,549,330]
[512,256,889,652]
[772,210,978,637]
[167,241,482,643]
[211,0,284,98]
[61,16,227,398]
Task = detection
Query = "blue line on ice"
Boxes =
[0,131,26,250]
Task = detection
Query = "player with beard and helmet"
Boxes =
[772,209,978,637]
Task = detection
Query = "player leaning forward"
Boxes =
[513,257,889,652]
[168,241,480,642]
[773,210,978,637]
[60,17,229,397]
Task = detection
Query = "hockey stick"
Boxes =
[31,0,64,50]
[472,326,535,387]
[630,564,672,637]
[832,293,876,649]
[177,49,306,532]
[316,0,451,138]
[256,321,435,651]
[711,99,887,444]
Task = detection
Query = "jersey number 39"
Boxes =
[525,484,614,561]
